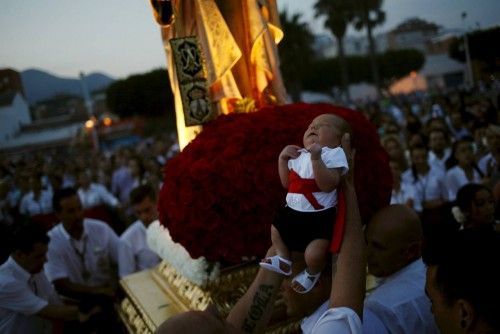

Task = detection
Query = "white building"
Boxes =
[0,92,31,143]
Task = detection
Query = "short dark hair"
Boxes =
[455,183,492,212]
[52,187,78,212]
[129,183,156,205]
[423,228,500,330]
[10,222,49,253]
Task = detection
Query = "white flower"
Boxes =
[146,220,220,286]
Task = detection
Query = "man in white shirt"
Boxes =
[45,187,131,305]
[155,133,365,333]
[427,129,451,173]
[19,174,53,217]
[119,184,160,276]
[77,170,119,209]
[0,223,87,333]
[362,205,438,334]
[280,204,438,334]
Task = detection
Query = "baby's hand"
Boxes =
[279,145,301,161]
[307,143,322,160]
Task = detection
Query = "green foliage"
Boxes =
[351,0,385,31]
[314,0,356,39]
[106,69,174,121]
[278,11,316,101]
[303,49,425,91]
[449,26,500,67]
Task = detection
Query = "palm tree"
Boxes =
[278,10,315,102]
[352,0,385,97]
[314,0,356,100]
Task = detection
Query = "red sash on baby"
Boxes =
[288,169,324,210]
[287,169,346,254]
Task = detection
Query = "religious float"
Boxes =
[118,1,391,333]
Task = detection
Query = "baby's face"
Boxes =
[303,114,342,149]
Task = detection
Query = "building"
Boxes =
[387,17,440,52]
[0,92,32,143]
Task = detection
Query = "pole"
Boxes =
[461,12,474,89]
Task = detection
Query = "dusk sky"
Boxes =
[1,0,499,79]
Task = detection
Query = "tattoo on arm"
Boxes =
[241,284,274,333]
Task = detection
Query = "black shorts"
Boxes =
[273,206,336,252]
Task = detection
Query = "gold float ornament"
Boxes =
[149,0,174,26]
[170,37,216,126]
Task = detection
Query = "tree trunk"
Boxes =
[337,35,351,101]
[362,4,381,98]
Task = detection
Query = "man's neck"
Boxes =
[432,149,444,159]
[63,222,84,240]
[11,254,33,274]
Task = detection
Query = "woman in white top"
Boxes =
[389,159,415,209]
[445,139,484,201]
[402,145,448,213]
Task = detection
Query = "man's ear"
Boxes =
[456,299,475,330]
[405,239,421,261]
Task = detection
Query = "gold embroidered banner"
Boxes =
[170,37,216,126]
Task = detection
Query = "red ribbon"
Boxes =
[287,169,345,254]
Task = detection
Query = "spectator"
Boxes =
[423,228,500,333]
[445,139,483,201]
[19,173,53,217]
[427,128,451,173]
[454,183,500,232]
[363,205,438,333]
[0,223,88,333]
[403,145,448,213]
[156,133,366,334]
[389,159,416,208]
[77,169,119,209]
[119,184,160,276]
[45,188,131,302]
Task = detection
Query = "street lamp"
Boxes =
[461,12,474,89]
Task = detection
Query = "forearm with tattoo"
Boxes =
[241,284,274,333]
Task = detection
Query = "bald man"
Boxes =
[363,204,438,334]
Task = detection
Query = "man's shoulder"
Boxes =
[84,218,112,231]
[120,221,144,242]
[366,260,426,307]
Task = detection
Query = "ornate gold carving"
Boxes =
[154,261,258,316]
[120,261,301,333]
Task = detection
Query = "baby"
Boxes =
[260,113,350,293]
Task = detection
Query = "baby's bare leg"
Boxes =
[304,239,330,275]
[261,225,291,273]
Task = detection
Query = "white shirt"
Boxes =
[401,167,448,212]
[119,221,160,276]
[362,259,439,334]
[428,148,451,173]
[0,257,61,334]
[301,303,362,334]
[287,147,348,212]
[19,191,53,217]
[78,183,119,209]
[445,165,482,201]
[45,219,127,286]
[478,153,497,175]
[390,182,416,206]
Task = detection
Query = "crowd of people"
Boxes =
[0,86,499,333]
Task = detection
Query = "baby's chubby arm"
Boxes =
[308,143,341,192]
[278,145,301,189]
